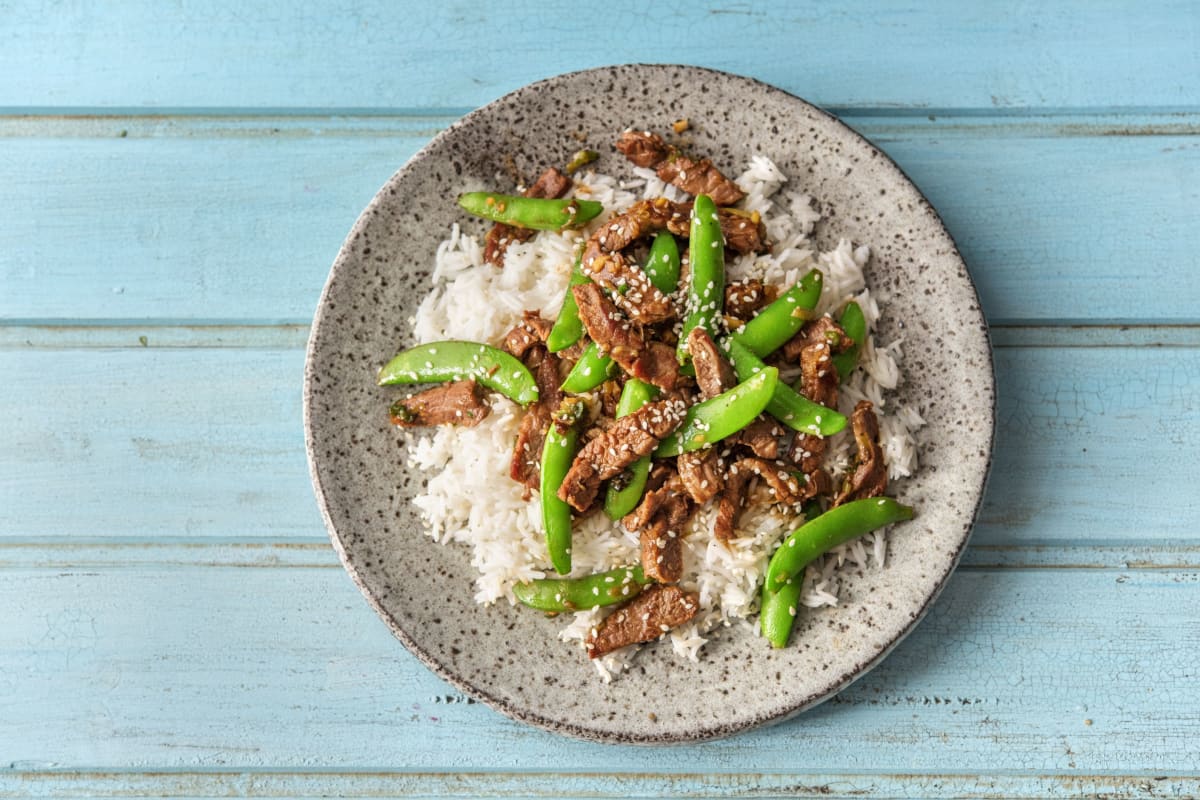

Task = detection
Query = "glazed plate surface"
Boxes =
[304,64,994,743]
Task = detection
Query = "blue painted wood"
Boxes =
[4,2,1200,794]
[2,2,1199,111]
[2,114,1198,324]
[0,563,1197,777]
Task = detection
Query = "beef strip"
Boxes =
[557,398,688,513]
[687,327,737,399]
[586,583,699,659]
[505,321,564,496]
[676,448,724,505]
[724,279,777,321]
[733,417,786,460]
[798,337,839,410]
[614,130,672,168]
[777,321,846,502]
[510,403,550,496]
[483,167,572,267]
[622,471,692,583]
[833,401,888,506]
[501,310,555,360]
[639,493,691,583]
[388,380,490,428]
[591,198,767,257]
[655,154,746,206]
[781,315,852,364]
[572,283,678,390]
[714,456,806,542]
[614,130,746,206]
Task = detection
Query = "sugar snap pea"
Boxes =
[760,570,805,649]
[377,340,538,406]
[730,268,823,357]
[560,341,618,393]
[760,502,824,648]
[541,398,586,574]
[457,192,602,230]
[546,257,591,353]
[603,379,659,519]
[725,338,847,437]
[832,301,867,380]
[763,497,915,593]
[654,367,779,457]
[677,194,725,363]
[512,565,651,612]
[644,231,681,294]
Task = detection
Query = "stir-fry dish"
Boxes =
[379,128,920,674]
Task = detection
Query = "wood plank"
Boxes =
[2,2,1198,110]
[2,341,1197,547]
[0,564,1196,775]
[2,114,1199,324]
[2,769,1198,800]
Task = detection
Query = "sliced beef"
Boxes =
[798,338,839,410]
[687,327,736,399]
[572,283,678,390]
[506,335,564,497]
[719,209,769,255]
[639,495,690,583]
[655,154,746,206]
[586,584,699,659]
[788,433,833,499]
[623,471,692,583]
[833,401,888,506]
[388,380,490,428]
[614,130,672,168]
[613,130,746,206]
[580,245,676,325]
[483,167,572,267]
[724,279,777,320]
[509,402,550,496]
[781,315,851,364]
[677,448,724,505]
[733,418,786,460]
[501,310,555,359]
[557,398,688,513]
[714,456,806,542]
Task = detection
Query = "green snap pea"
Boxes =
[654,367,779,457]
[603,379,659,519]
[677,194,725,364]
[764,498,915,593]
[560,341,617,393]
[540,398,586,575]
[457,192,603,230]
[730,268,823,357]
[832,301,867,380]
[546,257,591,353]
[644,231,681,295]
[565,149,599,174]
[760,502,825,648]
[760,570,804,649]
[377,340,538,406]
[725,338,847,437]
[512,565,651,612]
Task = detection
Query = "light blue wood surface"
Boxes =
[2,2,1199,797]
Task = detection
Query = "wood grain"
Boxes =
[2,1,1198,110]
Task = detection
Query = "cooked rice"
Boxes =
[399,156,923,679]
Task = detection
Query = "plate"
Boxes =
[304,64,994,743]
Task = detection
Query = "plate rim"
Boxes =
[303,63,996,744]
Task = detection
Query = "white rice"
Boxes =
[397,157,923,680]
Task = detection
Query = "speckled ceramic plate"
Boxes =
[304,65,993,744]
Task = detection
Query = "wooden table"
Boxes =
[3,3,1198,797]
